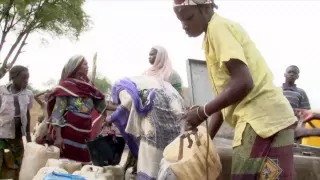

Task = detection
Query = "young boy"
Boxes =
[283,65,310,110]
[174,1,297,179]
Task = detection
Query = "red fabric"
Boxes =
[47,78,104,136]
[45,78,106,162]
[90,109,102,140]
[47,78,105,117]
[54,110,92,162]
[62,144,91,163]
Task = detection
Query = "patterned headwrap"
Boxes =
[173,0,213,7]
[60,54,87,82]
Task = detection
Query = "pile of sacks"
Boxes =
[19,142,124,180]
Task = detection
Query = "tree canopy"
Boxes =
[0,0,90,79]
[90,73,112,94]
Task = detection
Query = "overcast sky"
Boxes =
[1,0,320,108]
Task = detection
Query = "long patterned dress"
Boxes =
[49,96,106,163]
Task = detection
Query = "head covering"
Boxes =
[9,65,28,81]
[173,0,213,7]
[144,46,173,82]
[60,54,88,82]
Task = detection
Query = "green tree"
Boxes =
[90,73,112,93]
[0,0,90,79]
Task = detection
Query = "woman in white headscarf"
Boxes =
[144,46,183,95]
[120,46,183,179]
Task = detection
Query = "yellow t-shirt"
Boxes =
[203,14,297,147]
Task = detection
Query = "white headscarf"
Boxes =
[144,46,173,82]
[173,0,213,7]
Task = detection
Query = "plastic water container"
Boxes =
[301,119,320,147]
[33,167,68,180]
[44,172,86,180]
[19,143,60,180]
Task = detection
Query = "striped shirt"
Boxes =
[282,84,310,109]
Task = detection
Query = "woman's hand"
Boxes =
[183,107,206,130]
[54,136,65,150]
[296,109,315,122]
[102,116,112,129]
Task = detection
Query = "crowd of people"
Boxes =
[0,0,319,180]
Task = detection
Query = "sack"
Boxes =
[33,167,68,180]
[104,165,124,180]
[43,172,86,180]
[76,165,124,180]
[46,159,82,174]
[32,119,48,142]
[19,142,60,180]
[86,134,125,166]
[77,165,107,180]
[72,171,81,176]
[157,159,177,180]
[163,126,222,180]
[124,167,137,180]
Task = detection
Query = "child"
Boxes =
[282,65,310,110]
[173,1,296,179]
[0,65,33,179]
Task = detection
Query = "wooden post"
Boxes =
[91,52,97,83]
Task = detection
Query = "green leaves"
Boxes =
[93,74,112,93]
[0,0,90,79]
[0,0,90,39]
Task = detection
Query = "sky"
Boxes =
[1,0,320,108]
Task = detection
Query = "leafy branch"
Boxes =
[0,0,90,79]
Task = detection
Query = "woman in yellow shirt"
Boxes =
[174,0,297,179]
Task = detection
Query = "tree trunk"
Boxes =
[0,32,29,79]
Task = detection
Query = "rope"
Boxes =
[205,118,209,180]
[187,105,210,180]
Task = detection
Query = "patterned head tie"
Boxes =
[173,0,213,7]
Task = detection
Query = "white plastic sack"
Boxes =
[163,126,222,180]
[32,120,47,142]
[124,167,136,180]
[79,165,107,180]
[157,159,177,180]
[46,159,82,174]
[19,142,60,180]
[104,165,124,180]
[75,165,124,180]
[72,171,81,176]
[32,167,68,180]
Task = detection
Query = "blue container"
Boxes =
[44,172,86,180]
